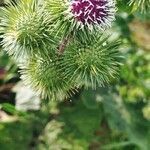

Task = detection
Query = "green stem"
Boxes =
[101,141,135,150]
[58,35,71,55]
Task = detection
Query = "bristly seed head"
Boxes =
[69,0,116,30]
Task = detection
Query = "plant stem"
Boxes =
[58,35,72,55]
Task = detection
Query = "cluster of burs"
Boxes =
[0,0,122,100]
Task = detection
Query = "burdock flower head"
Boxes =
[68,0,116,30]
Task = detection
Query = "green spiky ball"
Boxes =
[129,0,150,13]
[0,0,56,58]
[20,54,77,100]
[63,35,122,88]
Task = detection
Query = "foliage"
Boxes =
[0,0,149,150]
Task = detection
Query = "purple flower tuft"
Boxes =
[69,0,116,29]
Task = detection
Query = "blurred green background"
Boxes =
[0,0,150,150]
